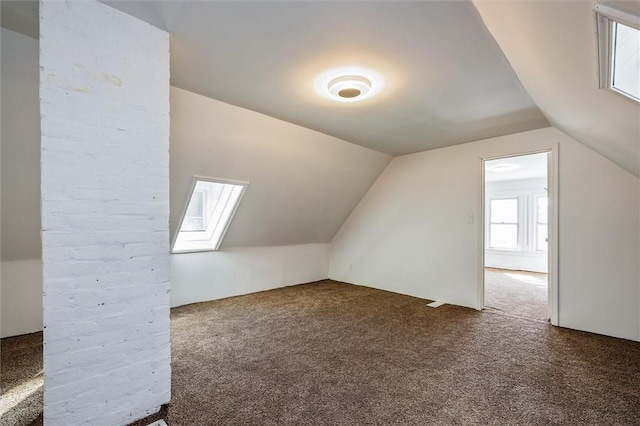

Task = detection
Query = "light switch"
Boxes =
[467,214,474,223]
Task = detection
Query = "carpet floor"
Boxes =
[0,333,43,426]
[3,279,640,425]
[484,267,548,322]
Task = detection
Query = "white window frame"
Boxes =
[488,196,521,251]
[594,3,640,103]
[171,176,248,254]
[485,190,547,255]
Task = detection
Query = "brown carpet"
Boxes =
[0,333,43,426]
[484,268,548,322]
[3,280,640,425]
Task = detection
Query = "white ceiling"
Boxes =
[106,1,549,156]
[474,0,640,178]
[94,1,550,156]
[2,1,637,176]
[485,152,547,182]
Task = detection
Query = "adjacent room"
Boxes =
[1,1,639,425]
[483,152,550,323]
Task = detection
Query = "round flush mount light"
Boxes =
[327,75,372,100]
[316,68,382,103]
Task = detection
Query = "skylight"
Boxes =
[611,22,640,100]
[594,4,640,102]
[172,178,247,253]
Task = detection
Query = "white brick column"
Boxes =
[39,1,170,424]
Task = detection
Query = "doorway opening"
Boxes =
[480,151,557,323]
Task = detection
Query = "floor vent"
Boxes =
[427,301,445,308]
[147,420,168,426]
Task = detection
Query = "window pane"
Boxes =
[185,191,204,216]
[490,199,518,223]
[174,179,247,253]
[612,22,640,100]
[182,191,205,231]
[537,197,548,224]
[490,224,518,249]
[537,224,548,251]
[182,217,204,231]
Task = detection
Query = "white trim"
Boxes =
[478,145,559,326]
[477,159,486,311]
[594,4,640,103]
[548,146,559,325]
[487,196,520,250]
[594,3,640,30]
[171,176,249,254]
[485,185,548,255]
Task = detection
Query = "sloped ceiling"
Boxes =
[101,0,549,156]
[170,87,391,248]
[2,1,637,253]
[473,0,640,177]
[2,1,636,176]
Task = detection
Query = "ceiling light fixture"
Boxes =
[316,68,382,103]
[327,75,371,100]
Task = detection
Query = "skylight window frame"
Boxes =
[594,3,640,103]
[171,176,248,254]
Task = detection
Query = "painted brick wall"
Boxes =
[39,1,170,424]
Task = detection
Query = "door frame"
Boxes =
[477,145,559,325]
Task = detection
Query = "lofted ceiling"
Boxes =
[474,0,640,177]
[104,0,550,156]
[2,1,637,175]
[1,0,550,156]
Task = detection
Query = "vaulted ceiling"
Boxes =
[474,0,640,177]
[103,0,550,156]
[2,0,638,176]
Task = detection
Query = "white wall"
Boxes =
[1,259,41,338]
[485,177,548,273]
[165,86,390,311]
[1,28,42,338]
[330,127,640,341]
[560,135,639,340]
[170,86,391,248]
[1,28,41,261]
[473,1,640,178]
[40,2,170,424]
[171,244,329,307]
[0,33,389,338]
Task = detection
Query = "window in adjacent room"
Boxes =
[489,198,519,250]
[172,177,248,253]
[595,3,640,102]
